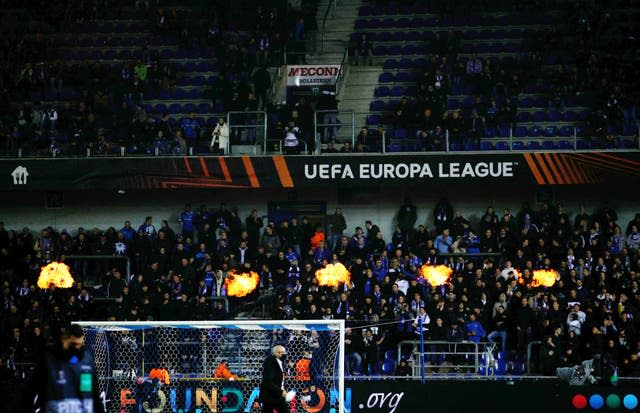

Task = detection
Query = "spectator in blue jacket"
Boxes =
[465,313,486,343]
[181,113,201,141]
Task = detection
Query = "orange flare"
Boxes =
[224,270,260,297]
[418,264,453,287]
[513,269,524,285]
[531,269,558,287]
[315,262,351,287]
[37,262,74,289]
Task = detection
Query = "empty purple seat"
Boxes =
[395,72,409,82]
[172,89,186,99]
[390,86,405,96]
[373,45,387,56]
[542,141,555,149]
[480,141,494,150]
[532,111,547,122]
[394,128,408,139]
[514,126,527,137]
[197,103,211,114]
[168,103,182,114]
[154,103,167,113]
[559,126,574,137]
[186,89,201,99]
[496,141,510,150]
[374,87,390,97]
[402,45,417,55]
[378,18,392,28]
[398,58,413,69]
[517,112,531,122]
[548,111,562,122]
[367,115,381,125]
[543,126,558,137]
[498,126,510,138]
[512,141,525,150]
[527,141,541,150]
[379,73,394,83]
[383,59,398,69]
[563,111,577,121]
[370,100,385,111]
[387,100,400,110]
[387,45,402,55]
[529,126,542,137]
[557,140,571,150]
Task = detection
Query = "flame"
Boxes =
[418,265,453,287]
[224,271,260,297]
[531,269,558,287]
[37,262,74,289]
[315,262,351,287]
[514,269,524,285]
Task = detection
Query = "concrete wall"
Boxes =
[2,185,638,237]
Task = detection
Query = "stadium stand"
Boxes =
[348,0,640,152]
[1,202,640,378]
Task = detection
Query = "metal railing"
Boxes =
[335,46,349,96]
[398,340,496,381]
[314,109,355,153]
[380,125,640,153]
[226,111,267,154]
[320,0,337,54]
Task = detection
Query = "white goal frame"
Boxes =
[77,320,345,413]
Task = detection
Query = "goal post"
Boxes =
[77,320,345,413]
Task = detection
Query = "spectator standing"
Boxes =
[328,208,347,250]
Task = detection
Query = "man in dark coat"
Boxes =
[259,345,289,413]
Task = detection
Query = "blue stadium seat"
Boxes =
[495,141,510,151]
[383,59,398,69]
[542,140,555,150]
[390,86,405,97]
[370,101,385,111]
[374,87,390,97]
[378,73,394,83]
[367,115,381,125]
[511,141,524,150]
[394,128,408,139]
[527,141,541,150]
[559,126,574,137]
[557,140,571,150]
[543,126,558,137]
[529,126,542,137]
[532,111,547,122]
[513,126,527,138]
[480,141,494,150]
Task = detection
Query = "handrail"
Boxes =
[398,340,495,378]
[314,109,355,154]
[527,340,542,375]
[226,110,267,155]
[269,66,282,104]
[321,0,336,54]
[335,46,349,96]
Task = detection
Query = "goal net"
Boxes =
[77,320,345,413]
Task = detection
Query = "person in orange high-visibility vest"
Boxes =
[295,352,312,382]
[214,360,240,380]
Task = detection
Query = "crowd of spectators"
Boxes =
[2,201,640,380]
[0,0,318,156]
